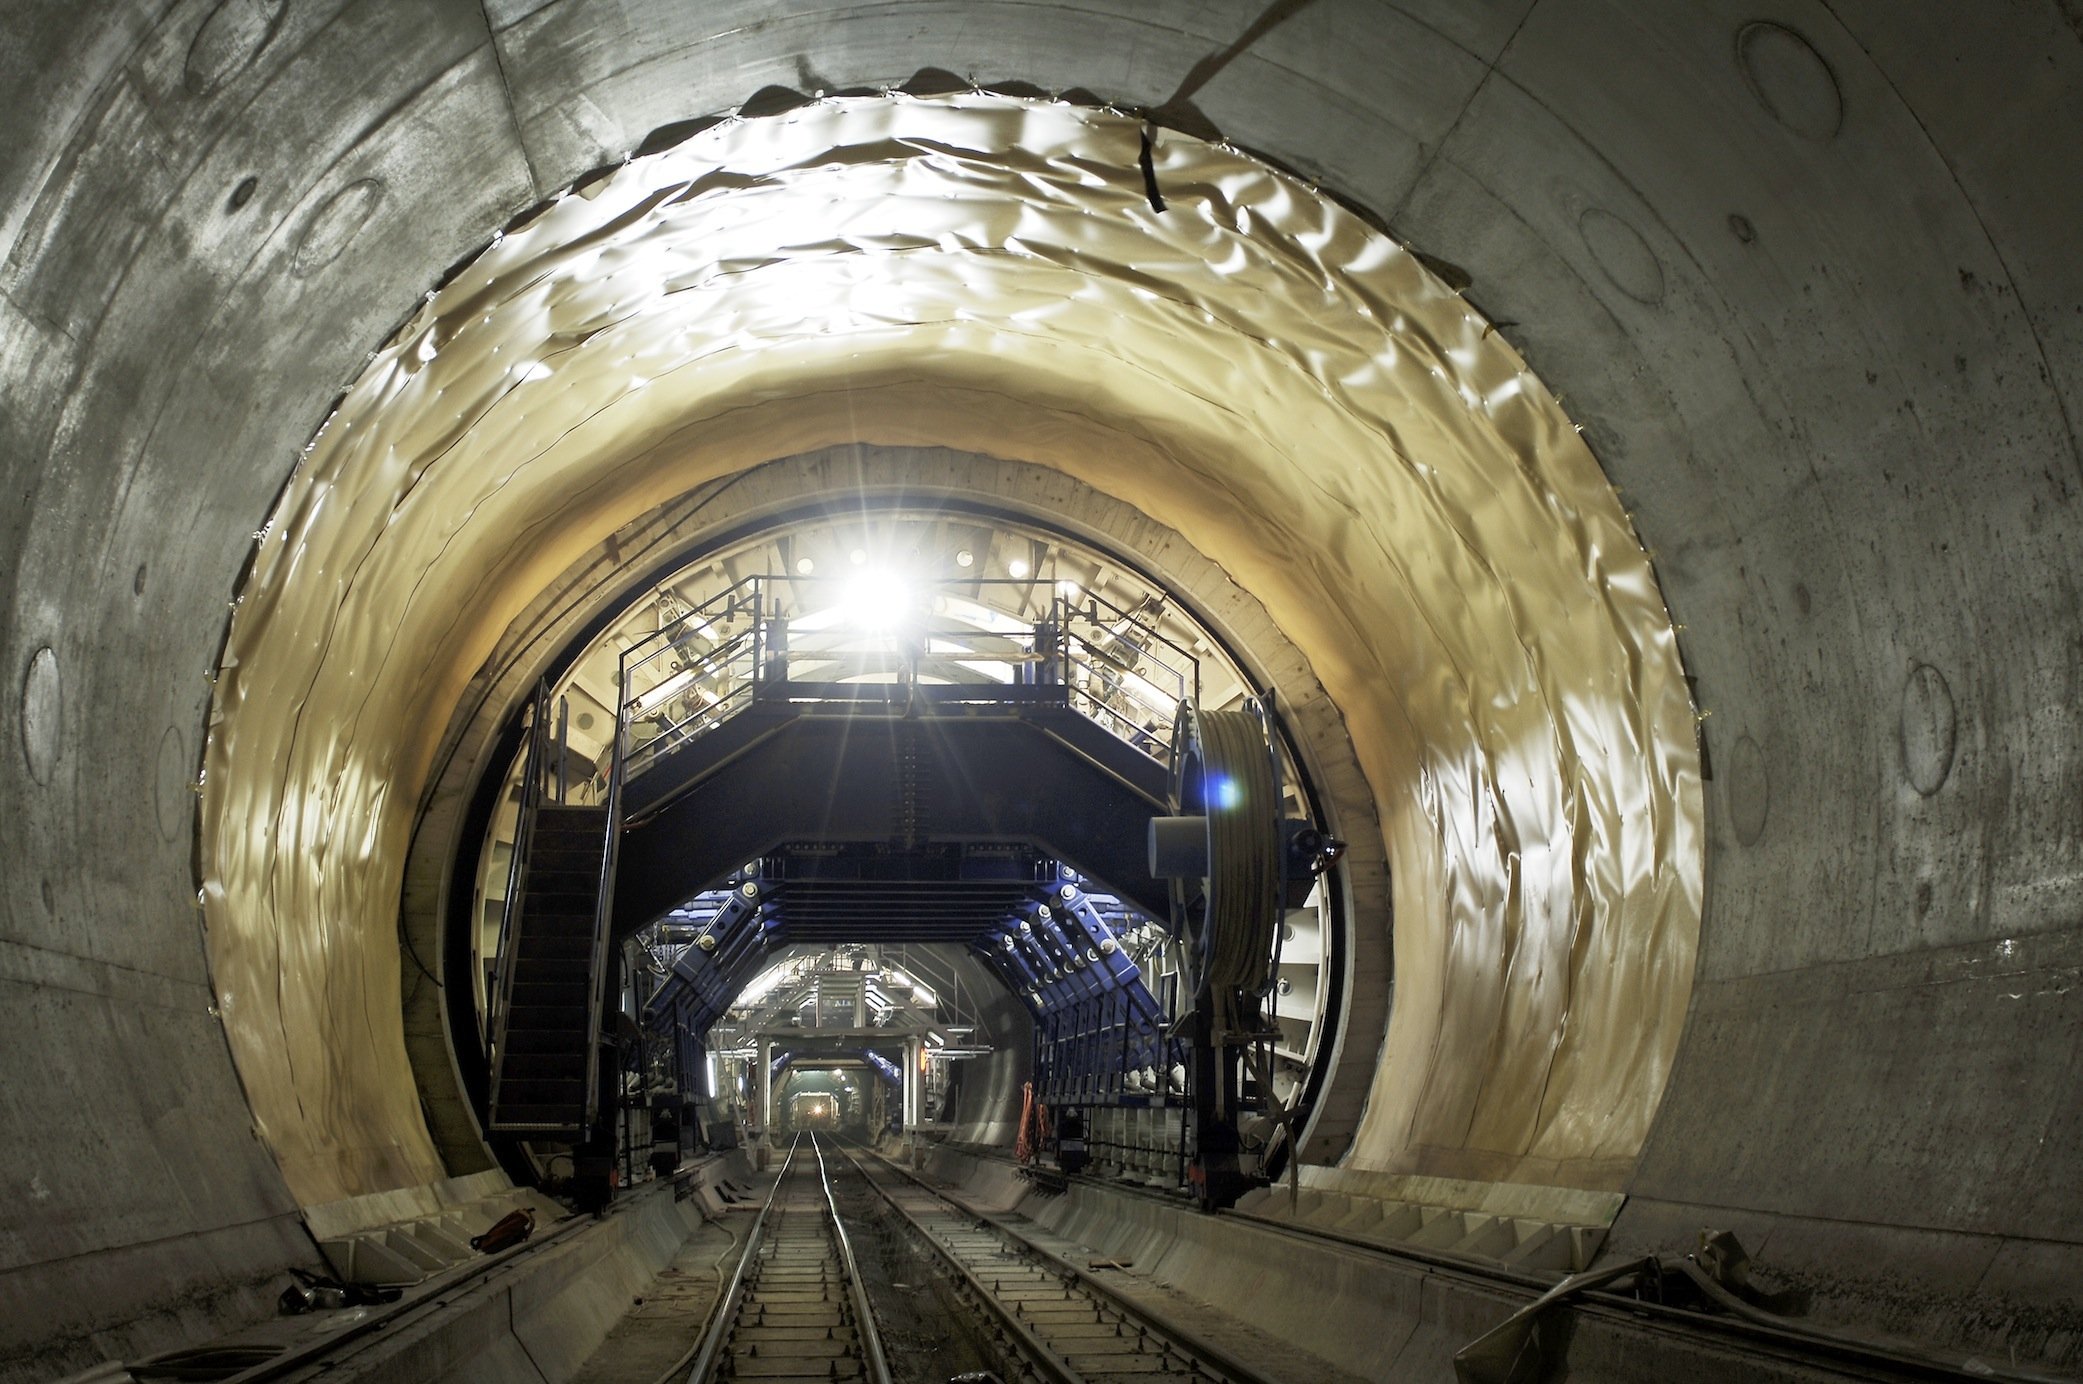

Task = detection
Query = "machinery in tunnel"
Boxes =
[462,518,1349,1209]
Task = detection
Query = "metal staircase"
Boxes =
[484,574,1202,1142]
[487,686,624,1135]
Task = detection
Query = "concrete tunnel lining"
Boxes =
[5,1,2081,1374]
[198,93,1702,1208]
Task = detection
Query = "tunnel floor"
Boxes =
[584,1137,1367,1384]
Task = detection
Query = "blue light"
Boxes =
[1214,776,1241,809]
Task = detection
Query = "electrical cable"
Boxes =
[643,1207,747,1384]
[1196,707,1279,1035]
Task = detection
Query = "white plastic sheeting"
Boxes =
[200,93,1701,1206]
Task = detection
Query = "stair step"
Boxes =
[502,1028,588,1047]
[531,825,605,839]
[498,1070,587,1090]
[508,985,589,1005]
[517,909,598,932]
[514,941,593,964]
[514,908,594,928]
[502,1009,589,1031]
[526,848,603,872]
[535,806,608,824]
[498,1088,587,1110]
[522,865,601,886]
[511,945,588,962]
[500,1056,587,1073]
[509,965,588,984]
[497,1061,585,1078]
[530,827,602,843]
[511,961,590,980]
[514,914,594,933]
[514,919,594,938]
[503,1031,588,1054]
[491,1113,584,1131]
[520,894,601,916]
[516,892,597,911]
[524,851,602,871]
[508,1000,591,1021]
[523,859,601,879]
[530,843,602,860]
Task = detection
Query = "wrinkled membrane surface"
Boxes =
[199,94,1703,1206]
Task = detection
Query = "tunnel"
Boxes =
[2,3,2079,1382]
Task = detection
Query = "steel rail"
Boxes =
[833,1140,1275,1384]
[877,1146,1273,1384]
[682,1135,805,1384]
[827,1142,1081,1384]
[808,1135,894,1384]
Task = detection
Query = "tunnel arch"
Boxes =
[6,7,2077,1375]
[200,93,1701,1210]
[405,468,1390,1178]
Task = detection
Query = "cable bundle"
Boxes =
[1195,708,1281,1036]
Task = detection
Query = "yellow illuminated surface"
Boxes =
[200,94,1701,1206]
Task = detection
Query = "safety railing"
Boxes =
[580,661,632,1137]
[1062,592,1198,761]
[611,575,1201,784]
[487,680,551,1077]
[619,579,765,780]
[878,943,994,1047]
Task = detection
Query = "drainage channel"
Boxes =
[823,1140,1274,1384]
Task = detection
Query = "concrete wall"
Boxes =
[3,0,2079,1375]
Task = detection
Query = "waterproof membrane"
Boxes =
[201,93,1702,1205]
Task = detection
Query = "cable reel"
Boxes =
[1146,695,1349,1205]
[1149,700,1284,1033]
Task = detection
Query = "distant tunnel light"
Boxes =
[837,568,912,631]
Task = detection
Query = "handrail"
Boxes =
[627,622,758,695]
[812,1135,893,1384]
[583,651,633,1136]
[683,1134,803,1384]
[1065,586,1201,708]
[611,574,1202,790]
[623,575,765,682]
[487,679,551,1109]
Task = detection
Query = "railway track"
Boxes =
[687,1134,892,1384]
[825,1140,1268,1384]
